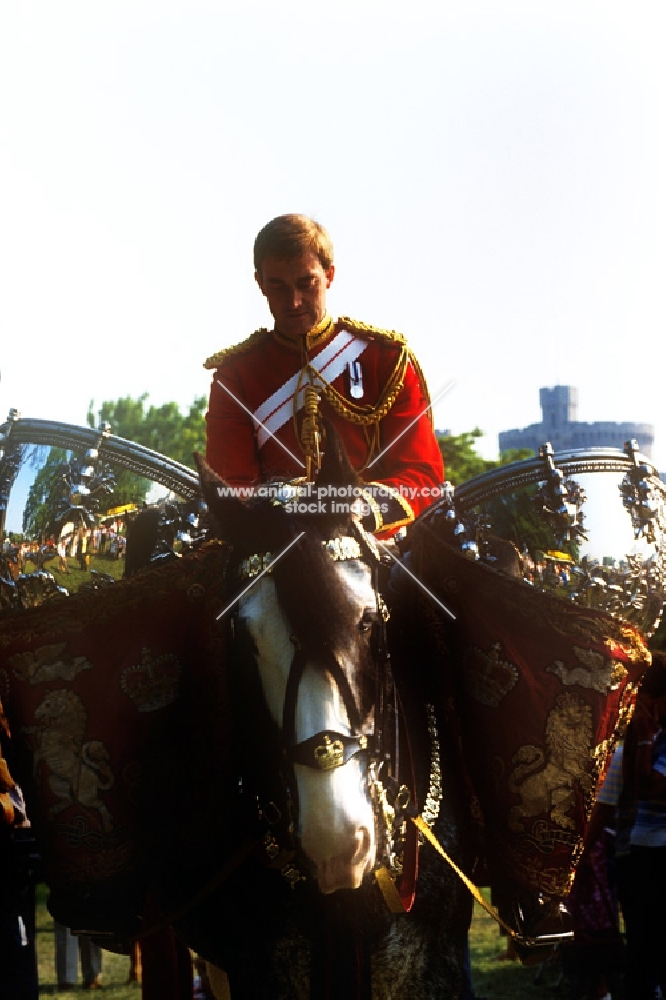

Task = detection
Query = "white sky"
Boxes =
[2,1,665,472]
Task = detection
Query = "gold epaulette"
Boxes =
[203,328,271,370]
[337,316,407,346]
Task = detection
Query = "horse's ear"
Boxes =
[317,420,362,489]
[194,452,253,542]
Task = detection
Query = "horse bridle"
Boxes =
[282,524,388,768]
[234,520,409,888]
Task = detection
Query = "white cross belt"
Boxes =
[253,329,367,449]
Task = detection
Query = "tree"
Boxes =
[437,428,532,486]
[22,447,68,539]
[87,395,206,469]
[86,395,207,510]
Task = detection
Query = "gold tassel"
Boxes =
[300,383,322,481]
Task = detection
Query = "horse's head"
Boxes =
[198,431,386,893]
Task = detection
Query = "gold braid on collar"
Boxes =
[203,316,335,368]
[273,313,334,351]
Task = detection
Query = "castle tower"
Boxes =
[499,386,653,460]
[540,386,578,432]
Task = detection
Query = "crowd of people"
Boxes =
[3,521,128,579]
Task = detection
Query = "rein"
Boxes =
[233,523,419,902]
[283,643,365,762]
[240,526,382,783]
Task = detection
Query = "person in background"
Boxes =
[76,529,90,572]
[56,535,70,575]
[1,707,39,999]
[565,740,624,999]
[617,656,666,999]
[54,922,102,990]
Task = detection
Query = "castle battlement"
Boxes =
[499,386,653,458]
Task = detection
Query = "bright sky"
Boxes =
[2,2,665,473]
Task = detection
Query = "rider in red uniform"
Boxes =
[204,215,444,538]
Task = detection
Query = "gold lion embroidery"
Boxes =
[10,643,93,684]
[26,689,114,832]
[546,646,627,694]
[508,693,593,832]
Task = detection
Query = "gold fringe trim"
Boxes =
[366,481,415,530]
[203,328,271,370]
[359,488,384,534]
[337,316,407,345]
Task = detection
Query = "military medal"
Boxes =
[349,359,364,399]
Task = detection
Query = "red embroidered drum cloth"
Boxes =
[0,542,230,933]
[409,537,650,911]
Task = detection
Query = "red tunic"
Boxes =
[204,317,444,536]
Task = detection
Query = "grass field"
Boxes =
[33,883,562,998]
[467,896,566,999]
[35,885,136,997]
[41,551,126,594]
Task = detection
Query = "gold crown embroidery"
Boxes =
[313,734,345,770]
[120,647,181,713]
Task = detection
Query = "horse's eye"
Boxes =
[358,611,375,633]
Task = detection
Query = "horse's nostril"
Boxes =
[352,826,372,865]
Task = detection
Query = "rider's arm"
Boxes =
[205,359,260,487]
[361,358,444,538]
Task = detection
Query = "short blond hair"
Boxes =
[253,214,334,273]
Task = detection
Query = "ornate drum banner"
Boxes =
[407,441,662,944]
[0,542,230,940]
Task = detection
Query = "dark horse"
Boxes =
[0,434,472,998]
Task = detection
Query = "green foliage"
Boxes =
[22,447,68,539]
[500,447,536,465]
[437,429,532,486]
[102,468,151,510]
[469,896,563,996]
[87,394,206,468]
[86,394,207,512]
[482,490,559,559]
[19,396,207,536]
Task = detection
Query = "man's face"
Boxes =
[255,252,335,340]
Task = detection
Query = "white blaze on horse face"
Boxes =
[238,560,377,893]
